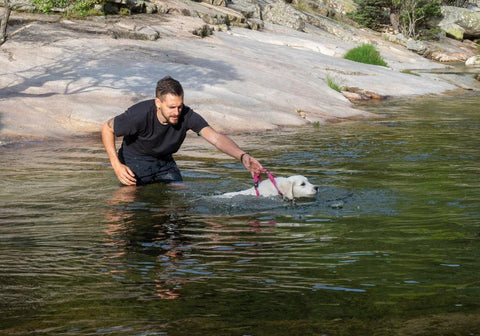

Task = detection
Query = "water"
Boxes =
[1,93,479,335]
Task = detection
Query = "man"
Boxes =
[101,76,263,186]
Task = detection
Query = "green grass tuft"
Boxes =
[400,69,421,77]
[344,44,388,67]
[326,75,342,92]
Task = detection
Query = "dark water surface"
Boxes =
[1,94,479,335]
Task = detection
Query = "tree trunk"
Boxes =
[1,0,11,46]
[389,12,400,34]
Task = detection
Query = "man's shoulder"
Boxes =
[128,99,156,113]
[183,105,205,118]
[120,99,156,123]
[181,105,209,132]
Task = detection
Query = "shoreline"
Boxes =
[1,12,479,145]
[1,88,477,149]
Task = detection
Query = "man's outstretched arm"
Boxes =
[200,126,263,177]
[101,119,137,186]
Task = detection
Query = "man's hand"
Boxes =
[241,153,263,178]
[101,118,137,186]
[113,163,137,186]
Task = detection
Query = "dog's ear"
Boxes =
[278,179,294,200]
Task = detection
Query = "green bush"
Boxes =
[344,44,388,67]
[69,0,103,17]
[31,0,68,12]
[119,7,131,15]
[31,0,103,16]
[347,0,391,30]
[349,0,442,39]
[393,0,442,38]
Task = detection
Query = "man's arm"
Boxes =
[101,118,137,186]
[200,126,263,177]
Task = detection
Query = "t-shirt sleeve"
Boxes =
[186,109,209,135]
[113,107,143,137]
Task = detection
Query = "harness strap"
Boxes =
[254,169,283,196]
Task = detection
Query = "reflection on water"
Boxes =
[1,93,479,335]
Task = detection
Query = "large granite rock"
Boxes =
[5,0,35,11]
[3,1,480,141]
[262,0,305,31]
[316,0,356,16]
[152,0,259,30]
[382,28,478,63]
[439,6,480,39]
[466,55,480,66]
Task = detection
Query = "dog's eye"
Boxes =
[301,182,306,186]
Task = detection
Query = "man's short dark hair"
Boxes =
[156,76,184,99]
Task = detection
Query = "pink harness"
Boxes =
[253,169,283,197]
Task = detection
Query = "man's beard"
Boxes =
[160,110,179,125]
[167,116,179,125]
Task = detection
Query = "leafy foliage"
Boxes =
[347,0,392,30]
[349,0,443,38]
[393,0,442,38]
[344,44,388,67]
[30,0,103,16]
[31,0,68,13]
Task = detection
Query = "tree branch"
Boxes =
[1,0,11,46]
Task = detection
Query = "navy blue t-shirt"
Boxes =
[114,99,209,158]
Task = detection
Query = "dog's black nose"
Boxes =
[314,186,319,192]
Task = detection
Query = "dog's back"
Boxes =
[218,175,317,200]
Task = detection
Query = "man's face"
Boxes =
[155,93,184,126]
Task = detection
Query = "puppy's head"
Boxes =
[281,175,318,200]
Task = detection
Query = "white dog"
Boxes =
[219,175,318,200]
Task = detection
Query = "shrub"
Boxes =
[31,0,68,13]
[31,0,102,16]
[349,0,443,39]
[119,7,131,16]
[347,0,391,30]
[68,0,103,17]
[393,0,442,38]
[344,44,388,67]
